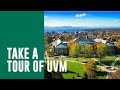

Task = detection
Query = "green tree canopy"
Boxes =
[44,64,63,79]
[44,36,53,44]
[85,44,95,57]
[84,60,97,79]
[96,43,110,59]
[69,43,82,58]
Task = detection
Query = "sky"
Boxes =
[44,11,120,27]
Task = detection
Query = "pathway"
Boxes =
[66,58,119,73]
[45,56,120,78]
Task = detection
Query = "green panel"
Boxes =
[0,11,44,79]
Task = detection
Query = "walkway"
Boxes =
[45,56,120,78]
[66,58,119,73]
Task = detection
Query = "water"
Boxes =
[44,29,85,33]
[44,26,120,33]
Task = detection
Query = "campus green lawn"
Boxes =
[65,56,120,67]
[65,57,90,62]
[50,56,119,79]
[62,61,86,79]
[95,56,120,67]
[96,68,107,79]
[61,56,120,79]
[62,61,106,79]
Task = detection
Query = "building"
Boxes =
[51,39,61,47]
[76,37,95,45]
[51,39,68,56]
[94,38,107,44]
[54,41,68,56]
[106,42,116,55]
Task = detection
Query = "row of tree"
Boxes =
[44,35,120,58]
[69,42,111,60]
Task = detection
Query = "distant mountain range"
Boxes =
[44,26,120,32]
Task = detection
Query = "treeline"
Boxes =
[68,41,111,60]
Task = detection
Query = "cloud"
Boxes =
[75,13,87,17]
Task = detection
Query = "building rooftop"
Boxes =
[55,41,68,48]
[106,42,115,46]
[76,37,95,45]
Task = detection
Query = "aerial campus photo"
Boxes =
[44,11,120,79]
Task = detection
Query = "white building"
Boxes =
[51,39,61,47]
[94,38,107,44]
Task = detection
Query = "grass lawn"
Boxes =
[62,61,86,79]
[62,61,107,79]
[65,57,90,62]
[50,56,119,79]
[65,56,120,67]
[95,56,120,67]
[96,68,107,79]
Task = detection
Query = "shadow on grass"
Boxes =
[99,61,120,66]
[96,71,107,76]
[63,70,76,74]
[97,61,114,66]
[82,61,87,63]
[115,61,120,65]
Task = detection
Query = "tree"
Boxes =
[44,36,53,52]
[82,72,88,79]
[84,60,97,79]
[64,34,69,41]
[68,39,76,49]
[112,36,120,41]
[69,43,82,58]
[44,43,50,51]
[72,35,77,39]
[107,69,120,79]
[86,70,97,79]
[44,64,64,79]
[115,40,120,53]
[84,44,95,57]
[96,43,110,60]
[48,48,54,57]
[45,36,53,44]
[60,36,65,41]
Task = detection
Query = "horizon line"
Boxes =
[44,26,120,27]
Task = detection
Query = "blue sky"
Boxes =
[44,11,120,27]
